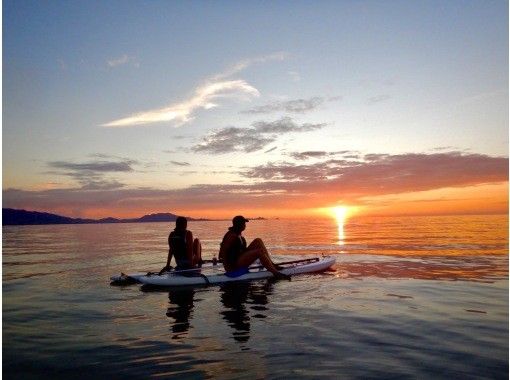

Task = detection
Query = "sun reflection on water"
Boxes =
[332,206,348,245]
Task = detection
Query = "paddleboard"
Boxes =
[110,262,221,285]
[137,257,335,287]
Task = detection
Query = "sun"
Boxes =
[332,206,349,223]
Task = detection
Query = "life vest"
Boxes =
[169,229,190,268]
[220,228,247,267]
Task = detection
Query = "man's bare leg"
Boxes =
[237,238,290,280]
[246,238,283,269]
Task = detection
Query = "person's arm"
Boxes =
[186,230,194,266]
[219,233,235,263]
[159,235,173,274]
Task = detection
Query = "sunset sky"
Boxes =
[3,1,508,219]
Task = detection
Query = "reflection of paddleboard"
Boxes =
[138,257,335,287]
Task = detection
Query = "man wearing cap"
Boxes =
[219,216,290,280]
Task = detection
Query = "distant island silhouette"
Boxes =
[2,208,210,225]
[2,208,266,226]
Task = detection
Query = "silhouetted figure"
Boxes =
[219,216,290,280]
[160,216,202,274]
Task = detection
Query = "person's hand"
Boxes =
[158,265,172,275]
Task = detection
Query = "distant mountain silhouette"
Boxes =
[133,213,180,223]
[2,208,209,225]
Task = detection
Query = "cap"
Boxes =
[232,215,249,225]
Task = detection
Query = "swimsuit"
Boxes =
[169,229,191,269]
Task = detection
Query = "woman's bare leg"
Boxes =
[193,238,202,266]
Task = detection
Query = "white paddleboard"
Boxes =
[137,257,335,287]
[110,262,220,285]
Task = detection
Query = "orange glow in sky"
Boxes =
[3,2,508,220]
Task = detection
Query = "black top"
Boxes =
[169,229,190,268]
[221,227,247,267]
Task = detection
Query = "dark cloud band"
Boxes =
[6,152,508,216]
[242,97,325,114]
[46,158,137,190]
[193,117,326,154]
[49,160,135,172]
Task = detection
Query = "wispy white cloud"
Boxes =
[367,94,391,105]
[212,51,288,81]
[102,80,259,127]
[57,59,68,71]
[101,52,287,128]
[288,71,301,82]
[107,54,140,68]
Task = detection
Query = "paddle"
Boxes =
[153,259,221,276]
[151,257,320,276]
[248,257,319,271]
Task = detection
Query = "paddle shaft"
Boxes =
[152,257,320,275]
[248,257,320,271]
[154,259,219,274]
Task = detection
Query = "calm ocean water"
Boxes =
[3,215,508,379]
